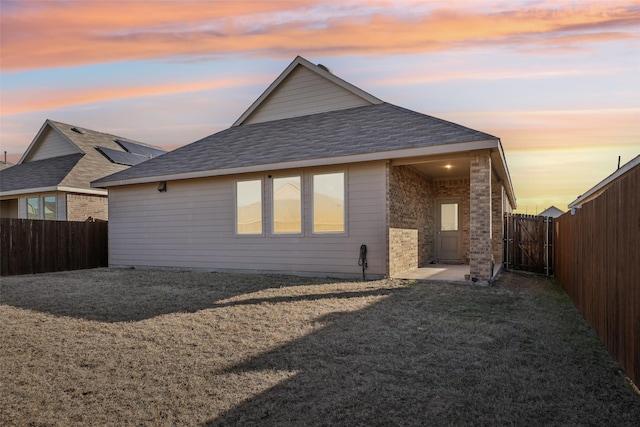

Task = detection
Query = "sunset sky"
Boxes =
[1,0,638,213]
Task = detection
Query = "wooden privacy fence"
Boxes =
[0,218,108,276]
[504,213,553,275]
[554,165,639,387]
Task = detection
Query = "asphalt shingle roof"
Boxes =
[0,120,163,193]
[94,103,497,185]
[0,154,82,192]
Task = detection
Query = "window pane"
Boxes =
[236,180,262,234]
[313,172,345,233]
[273,176,301,234]
[44,196,57,220]
[440,203,459,231]
[27,197,39,219]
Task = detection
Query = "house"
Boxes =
[92,56,517,283]
[0,120,166,221]
[0,153,14,170]
[538,206,564,218]
[568,155,640,210]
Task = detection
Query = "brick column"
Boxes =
[470,152,492,284]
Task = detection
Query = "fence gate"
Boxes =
[504,213,553,275]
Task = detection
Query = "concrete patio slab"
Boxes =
[392,264,470,282]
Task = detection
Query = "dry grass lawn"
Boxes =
[1,268,639,426]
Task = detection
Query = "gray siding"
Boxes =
[244,66,372,125]
[108,162,387,278]
[27,128,80,162]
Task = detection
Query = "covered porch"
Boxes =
[387,148,515,285]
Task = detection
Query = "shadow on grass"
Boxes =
[207,277,640,426]
[2,269,639,424]
[0,268,350,322]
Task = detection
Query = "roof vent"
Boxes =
[317,64,331,73]
[71,127,85,134]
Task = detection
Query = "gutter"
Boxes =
[0,186,108,198]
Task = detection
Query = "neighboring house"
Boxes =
[93,56,517,282]
[0,120,166,221]
[0,155,14,170]
[538,205,564,218]
[568,155,640,210]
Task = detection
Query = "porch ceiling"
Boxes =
[391,147,518,209]
[409,156,470,179]
[393,152,471,179]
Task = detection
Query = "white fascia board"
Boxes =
[568,154,640,208]
[0,186,107,197]
[493,140,517,209]
[94,139,500,188]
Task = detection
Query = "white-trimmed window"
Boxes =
[25,195,57,220]
[312,172,345,233]
[236,179,263,235]
[272,176,301,234]
[26,197,39,219]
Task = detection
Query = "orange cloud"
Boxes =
[0,76,262,116]
[1,1,639,71]
[452,107,640,212]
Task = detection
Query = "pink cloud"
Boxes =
[0,76,262,116]
[1,1,638,70]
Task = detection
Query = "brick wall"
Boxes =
[66,194,108,221]
[388,165,434,266]
[469,152,493,282]
[388,228,418,277]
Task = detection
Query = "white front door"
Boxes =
[437,200,460,261]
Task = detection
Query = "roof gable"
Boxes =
[20,121,82,163]
[233,56,382,126]
[539,206,564,218]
